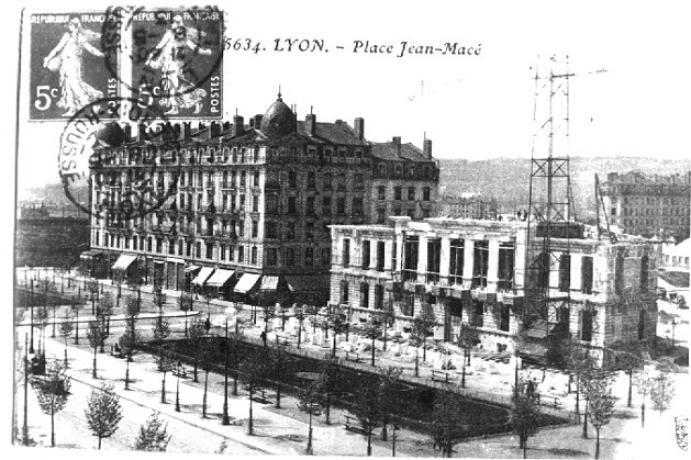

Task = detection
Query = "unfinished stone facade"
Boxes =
[329,216,658,367]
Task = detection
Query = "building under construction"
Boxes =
[328,216,657,367]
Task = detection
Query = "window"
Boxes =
[342,239,350,266]
[471,300,484,327]
[360,282,370,309]
[287,170,297,188]
[638,309,647,339]
[322,196,331,215]
[340,280,349,303]
[558,254,570,292]
[253,171,260,187]
[305,247,314,267]
[286,221,295,240]
[403,235,419,281]
[472,240,489,288]
[581,309,593,342]
[427,238,441,283]
[287,196,297,214]
[362,240,371,269]
[500,304,510,331]
[240,171,246,187]
[374,285,385,310]
[220,244,226,260]
[394,186,402,201]
[449,298,463,318]
[251,220,258,238]
[408,187,415,201]
[354,174,364,190]
[615,251,624,295]
[251,246,257,265]
[377,186,386,200]
[336,197,346,215]
[323,173,332,190]
[238,246,244,263]
[498,242,515,291]
[353,197,363,215]
[266,221,278,239]
[267,193,278,213]
[206,243,213,259]
[376,241,385,271]
[307,172,316,189]
[252,195,259,212]
[286,247,295,267]
[377,208,386,224]
[306,221,314,240]
[306,196,315,215]
[423,187,431,201]
[640,255,648,292]
[195,242,201,258]
[266,248,277,266]
[228,245,234,261]
[449,239,464,284]
[321,248,331,267]
[238,219,245,237]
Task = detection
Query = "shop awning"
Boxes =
[234,273,261,293]
[184,265,201,274]
[191,267,215,286]
[80,250,102,259]
[259,276,280,291]
[206,269,235,287]
[286,275,330,293]
[112,254,137,271]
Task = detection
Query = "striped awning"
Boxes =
[206,269,235,287]
[234,273,261,293]
[80,250,102,260]
[259,276,279,291]
[191,267,215,286]
[112,254,137,270]
[184,265,201,274]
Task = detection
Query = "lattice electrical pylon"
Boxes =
[522,55,576,352]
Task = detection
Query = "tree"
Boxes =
[298,376,322,455]
[119,295,140,357]
[157,346,175,404]
[649,371,675,416]
[188,319,207,383]
[511,379,541,459]
[35,305,49,355]
[153,311,171,342]
[431,391,466,457]
[86,280,100,315]
[351,377,382,456]
[125,260,145,310]
[134,411,171,452]
[314,359,339,425]
[85,383,123,449]
[612,340,648,408]
[199,338,215,418]
[411,303,437,362]
[363,321,382,367]
[239,350,270,435]
[178,292,194,337]
[635,371,652,427]
[262,304,276,342]
[294,305,306,349]
[584,376,616,459]
[32,360,71,447]
[59,314,74,368]
[327,306,348,358]
[86,318,107,378]
[380,300,395,351]
[458,324,479,366]
[98,291,115,336]
[269,341,294,409]
[378,366,402,442]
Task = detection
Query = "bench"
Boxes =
[432,369,453,383]
[297,401,322,416]
[345,351,361,362]
[250,389,271,405]
[344,415,368,435]
[172,368,188,379]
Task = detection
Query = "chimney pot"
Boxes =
[306,113,316,135]
[423,139,433,159]
[254,114,263,130]
[354,117,365,140]
[233,115,245,137]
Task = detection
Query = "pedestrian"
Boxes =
[260,330,267,347]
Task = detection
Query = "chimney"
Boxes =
[210,121,221,138]
[306,113,316,135]
[354,117,365,140]
[223,121,231,132]
[423,139,432,159]
[253,114,263,130]
[392,136,401,155]
[233,115,245,137]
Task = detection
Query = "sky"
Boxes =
[11,0,691,195]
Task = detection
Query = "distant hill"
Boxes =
[439,156,690,221]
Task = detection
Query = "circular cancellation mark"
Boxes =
[59,96,181,221]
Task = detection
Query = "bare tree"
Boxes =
[239,350,270,435]
[86,318,107,378]
[157,346,175,404]
[351,377,382,456]
[32,360,71,447]
[411,303,436,362]
[84,383,123,449]
[431,390,466,458]
[378,366,403,441]
[298,376,322,454]
[134,411,171,451]
[178,291,194,337]
[59,314,74,368]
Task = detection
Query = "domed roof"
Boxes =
[260,94,296,138]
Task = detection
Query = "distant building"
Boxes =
[86,93,439,304]
[661,238,690,270]
[329,216,658,367]
[15,213,89,268]
[438,194,498,220]
[599,171,690,241]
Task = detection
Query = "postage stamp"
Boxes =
[59,96,180,220]
[102,6,224,119]
[29,12,120,121]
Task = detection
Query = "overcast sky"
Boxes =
[13,0,691,195]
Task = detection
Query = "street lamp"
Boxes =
[222,319,230,425]
[175,361,181,412]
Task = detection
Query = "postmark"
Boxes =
[29,12,120,120]
[102,6,224,119]
[59,96,181,220]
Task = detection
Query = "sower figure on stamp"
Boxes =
[43,17,105,116]
[145,14,212,115]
